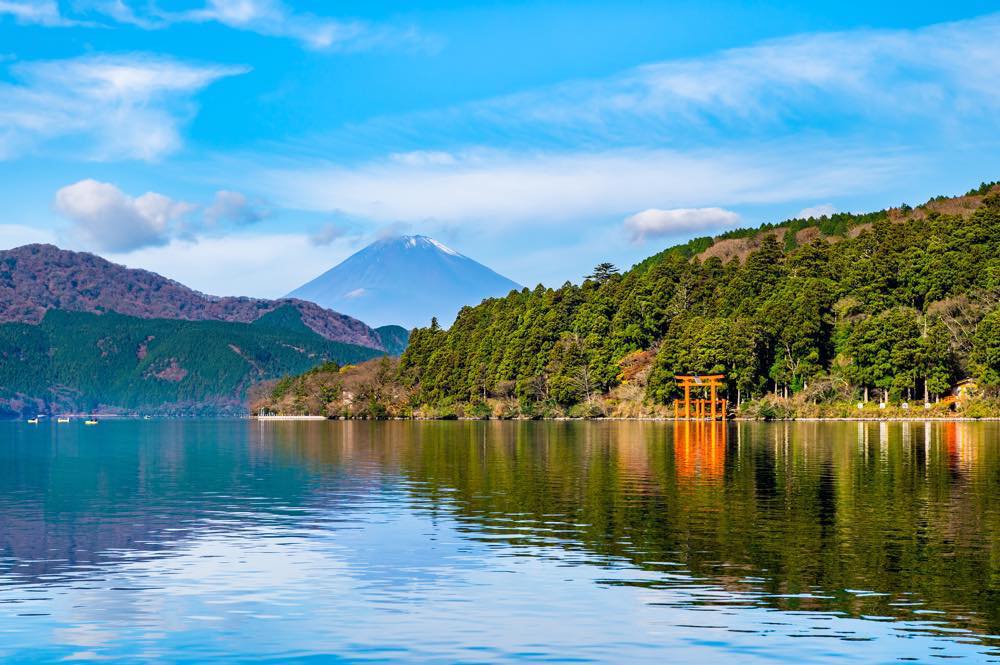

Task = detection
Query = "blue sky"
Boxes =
[1,0,998,297]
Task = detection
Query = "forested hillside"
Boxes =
[375,325,411,356]
[0,244,386,350]
[391,183,1000,418]
[0,307,384,417]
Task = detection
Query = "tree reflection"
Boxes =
[3,420,1000,647]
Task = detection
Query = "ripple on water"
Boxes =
[1,420,1000,662]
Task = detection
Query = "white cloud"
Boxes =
[466,13,1000,143]
[182,0,361,49]
[389,150,459,167]
[246,13,1000,234]
[624,207,740,243]
[204,190,268,225]
[279,13,1000,164]
[797,203,837,220]
[52,180,288,252]
[0,0,72,25]
[261,144,904,226]
[0,0,432,51]
[43,0,438,52]
[85,0,157,27]
[0,54,247,161]
[178,0,436,52]
[54,179,195,252]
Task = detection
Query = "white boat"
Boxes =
[27,418,39,424]
[57,417,70,423]
[84,419,98,425]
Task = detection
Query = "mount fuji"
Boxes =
[287,235,522,329]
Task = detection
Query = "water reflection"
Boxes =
[1,420,1000,662]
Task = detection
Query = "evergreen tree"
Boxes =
[586,263,620,283]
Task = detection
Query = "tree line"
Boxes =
[397,186,1000,415]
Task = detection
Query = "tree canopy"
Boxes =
[398,188,1000,413]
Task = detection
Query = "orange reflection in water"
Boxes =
[942,420,982,476]
[673,420,727,483]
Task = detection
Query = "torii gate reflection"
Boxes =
[674,419,727,482]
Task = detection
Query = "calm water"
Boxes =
[2,421,1000,663]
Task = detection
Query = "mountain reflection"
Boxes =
[2,420,1000,648]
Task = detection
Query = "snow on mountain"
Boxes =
[287,235,522,329]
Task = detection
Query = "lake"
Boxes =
[2,420,999,663]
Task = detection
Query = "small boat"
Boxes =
[84,419,98,425]
[57,417,70,423]
[27,418,39,424]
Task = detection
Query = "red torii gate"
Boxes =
[673,374,727,420]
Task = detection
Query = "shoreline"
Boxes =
[252,415,1000,423]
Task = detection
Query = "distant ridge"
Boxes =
[0,307,384,417]
[0,244,401,416]
[287,235,522,329]
[0,244,384,350]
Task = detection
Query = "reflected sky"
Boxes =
[1,420,999,662]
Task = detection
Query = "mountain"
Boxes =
[286,235,522,329]
[0,244,385,350]
[0,244,400,417]
[255,181,1000,420]
[0,307,384,417]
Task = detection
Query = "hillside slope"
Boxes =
[0,244,385,350]
[288,235,521,329]
[375,325,410,356]
[247,182,1000,420]
[392,182,1000,417]
[0,307,384,417]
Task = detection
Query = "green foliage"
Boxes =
[973,310,1000,387]
[397,185,1000,411]
[967,181,999,197]
[586,262,620,283]
[0,309,382,416]
[647,316,764,403]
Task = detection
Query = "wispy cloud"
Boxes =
[0,0,75,26]
[175,0,432,51]
[266,13,998,164]
[260,144,906,227]
[0,54,247,161]
[461,13,1000,147]
[17,0,437,52]
[107,232,357,298]
[249,13,999,232]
